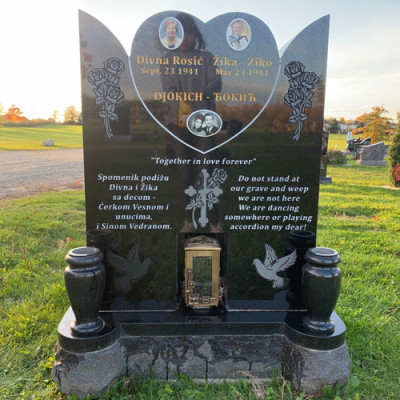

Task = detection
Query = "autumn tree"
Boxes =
[353,106,392,144]
[63,106,81,124]
[5,104,25,122]
[0,103,4,125]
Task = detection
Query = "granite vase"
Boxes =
[64,247,106,337]
[302,247,341,334]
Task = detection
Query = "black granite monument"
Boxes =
[52,10,350,397]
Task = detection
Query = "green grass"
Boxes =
[318,165,400,400]
[328,133,350,151]
[0,129,383,152]
[0,125,83,150]
[0,164,399,399]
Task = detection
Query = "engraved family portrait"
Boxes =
[226,18,251,51]
[187,110,222,137]
[159,17,184,49]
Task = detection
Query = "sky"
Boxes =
[1,0,399,121]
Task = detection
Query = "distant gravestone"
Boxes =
[320,129,332,183]
[358,141,386,166]
[53,10,350,397]
[43,139,55,147]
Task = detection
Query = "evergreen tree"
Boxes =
[388,121,400,187]
[329,118,339,134]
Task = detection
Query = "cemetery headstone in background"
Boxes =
[43,139,55,147]
[320,129,332,183]
[52,10,350,397]
[357,141,387,166]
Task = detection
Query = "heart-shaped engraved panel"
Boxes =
[130,11,280,154]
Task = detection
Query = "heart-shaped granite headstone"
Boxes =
[130,11,280,154]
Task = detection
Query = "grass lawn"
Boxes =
[0,163,399,399]
[0,125,83,150]
[0,128,380,152]
[328,133,350,151]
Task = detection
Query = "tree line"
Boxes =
[1,102,397,146]
[326,106,396,144]
[0,104,81,127]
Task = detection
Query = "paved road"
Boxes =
[0,149,84,198]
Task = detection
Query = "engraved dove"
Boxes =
[106,244,151,292]
[252,244,297,289]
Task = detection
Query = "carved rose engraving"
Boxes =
[284,61,320,141]
[88,57,125,138]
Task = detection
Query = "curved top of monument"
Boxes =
[79,10,329,153]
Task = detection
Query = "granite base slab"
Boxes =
[357,160,386,166]
[53,308,350,398]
